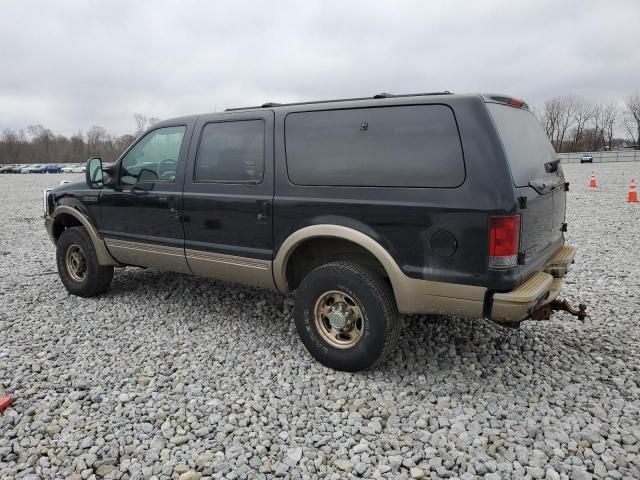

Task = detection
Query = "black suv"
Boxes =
[44,92,578,371]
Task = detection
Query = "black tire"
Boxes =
[56,226,114,297]
[294,261,400,372]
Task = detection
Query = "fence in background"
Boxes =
[558,150,640,164]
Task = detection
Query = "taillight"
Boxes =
[489,215,520,268]
[507,97,525,107]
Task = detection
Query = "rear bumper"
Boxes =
[490,244,576,323]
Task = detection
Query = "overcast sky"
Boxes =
[1,0,639,137]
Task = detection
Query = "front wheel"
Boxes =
[294,262,400,372]
[56,227,114,297]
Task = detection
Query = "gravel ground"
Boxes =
[1,163,639,480]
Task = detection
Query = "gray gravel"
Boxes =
[1,163,639,480]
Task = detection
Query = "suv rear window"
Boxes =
[285,105,465,187]
[488,103,557,187]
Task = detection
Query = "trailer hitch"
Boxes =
[530,299,587,321]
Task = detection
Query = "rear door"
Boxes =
[182,111,275,288]
[487,103,565,266]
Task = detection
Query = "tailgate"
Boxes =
[520,183,565,265]
[487,102,566,266]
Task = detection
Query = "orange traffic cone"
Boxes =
[627,178,638,203]
[588,171,598,189]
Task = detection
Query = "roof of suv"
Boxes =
[155,92,530,127]
[225,91,455,112]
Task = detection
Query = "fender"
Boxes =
[273,224,486,316]
[48,205,120,266]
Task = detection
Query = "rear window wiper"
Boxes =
[544,158,561,173]
[529,176,562,194]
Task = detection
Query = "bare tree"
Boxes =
[623,91,640,146]
[602,101,618,150]
[86,126,108,156]
[147,117,161,128]
[1,129,21,163]
[589,103,605,151]
[569,99,593,152]
[556,96,578,152]
[27,124,54,162]
[115,134,136,154]
[133,113,148,136]
[541,96,578,152]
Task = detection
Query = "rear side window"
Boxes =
[488,103,558,187]
[285,105,465,187]
[195,120,264,183]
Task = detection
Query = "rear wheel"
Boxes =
[294,262,400,371]
[56,227,114,297]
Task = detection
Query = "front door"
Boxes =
[99,123,194,273]
[182,111,275,288]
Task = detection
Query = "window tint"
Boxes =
[195,120,264,183]
[121,126,186,185]
[487,103,558,187]
[285,105,464,187]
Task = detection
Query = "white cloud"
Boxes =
[1,0,639,136]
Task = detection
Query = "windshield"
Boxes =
[488,103,558,188]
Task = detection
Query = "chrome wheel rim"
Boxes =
[65,244,87,282]
[313,290,364,349]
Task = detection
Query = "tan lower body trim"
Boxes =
[48,206,119,266]
[104,239,192,274]
[186,249,275,289]
[491,244,576,322]
[395,275,486,317]
[273,224,487,317]
[491,272,553,322]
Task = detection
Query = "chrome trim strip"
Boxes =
[186,249,269,270]
[104,238,191,274]
[185,248,275,289]
[107,239,185,257]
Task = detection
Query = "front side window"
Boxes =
[121,126,186,185]
[195,120,264,183]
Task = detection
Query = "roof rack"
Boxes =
[373,91,451,99]
[225,91,453,112]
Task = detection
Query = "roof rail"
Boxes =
[374,91,452,99]
[224,91,453,112]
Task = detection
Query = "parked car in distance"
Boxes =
[61,164,86,173]
[22,164,40,173]
[0,165,16,173]
[44,92,580,371]
[580,154,593,163]
[32,164,62,173]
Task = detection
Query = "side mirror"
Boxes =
[86,157,103,189]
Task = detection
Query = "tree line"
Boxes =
[1,93,640,165]
[532,91,640,153]
[0,114,159,165]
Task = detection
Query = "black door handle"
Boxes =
[169,207,180,219]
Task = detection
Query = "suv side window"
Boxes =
[194,120,264,183]
[285,105,465,188]
[120,126,186,185]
